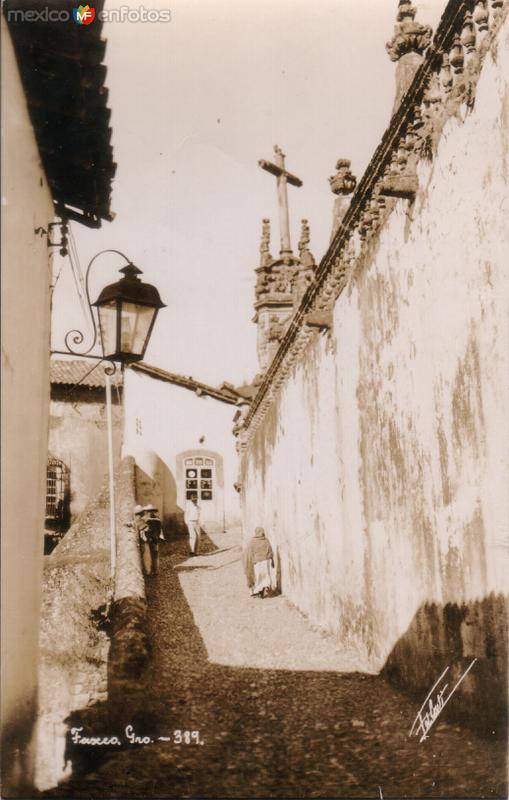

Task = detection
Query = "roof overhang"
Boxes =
[4,0,116,227]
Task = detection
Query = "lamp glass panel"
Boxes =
[119,302,156,356]
[97,300,118,358]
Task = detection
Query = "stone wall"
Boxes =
[36,457,147,790]
[36,480,111,790]
[239,3,509,733]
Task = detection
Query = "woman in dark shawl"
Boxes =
[243,527,274,598]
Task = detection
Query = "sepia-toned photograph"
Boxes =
[1,0,508,797]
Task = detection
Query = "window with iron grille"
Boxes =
[46,457,69,522]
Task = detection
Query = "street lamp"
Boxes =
[52,248,166,589]
[92,262,166,364]
[56,249,166,366]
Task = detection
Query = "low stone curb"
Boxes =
[108,456,150,724]
[114,455,146,603]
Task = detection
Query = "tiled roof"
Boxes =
[50,360,122,389]
[4,0,115,227]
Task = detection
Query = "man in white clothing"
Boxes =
[184,492,201,556]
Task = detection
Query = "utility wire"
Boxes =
[59,360,105,401]
[68,223,91,327]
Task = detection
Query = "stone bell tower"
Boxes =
[253,217,316,372]
[253,146,315,373]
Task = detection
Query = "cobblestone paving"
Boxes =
[53,530,506,799]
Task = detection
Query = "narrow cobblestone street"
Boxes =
[55,529,506,799]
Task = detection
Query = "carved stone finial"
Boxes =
[386,2,432,62]
[386,0,433,112]
[329,159,357,196]
[386,0,433,62]
[450,34,465,74]
[329,160,357,243]
[440,52,453,95]
[473,1,489,33]
[259,218,272,266]
[267,314,284,343]
[298,219,310,253]
[412,104,425,132]
[461,11,476,53]
[491,0,503,21]
[297,218,315,272]
[397,0,417,22]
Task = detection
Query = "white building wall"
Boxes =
[1,18,54,794]
[122,369,241,530]
[240,14,509,726]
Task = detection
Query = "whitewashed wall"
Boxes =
[122,369,241,530]
[241,15,509,721]
[49,392,123,520]
[1,19,54,794]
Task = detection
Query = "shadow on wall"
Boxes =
[134,458,186,538]
[1,693,38,798]
[381,592,508,738]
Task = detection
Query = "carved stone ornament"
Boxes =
[450,34,465,74]
[267,315,285,343]
[473,1,489,33]
[271,265,295,294]
[298,219,316,268]
[380,173,419,199]
[255,262,297,300]
[386,0,433,62]
[255,267,269,298]
[259,217,273,267]
[440,52,453,95]
[491,0,503,21]
[305,310,333,330]
[329,159,357,196]
[461,11,476,53]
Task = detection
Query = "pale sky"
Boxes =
[52,0,444,386]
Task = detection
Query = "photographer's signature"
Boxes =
[409,658,477,743]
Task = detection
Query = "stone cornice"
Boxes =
[240,0,507,441]
[254,293,294,308]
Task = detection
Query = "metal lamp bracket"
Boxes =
[34,219,69,256]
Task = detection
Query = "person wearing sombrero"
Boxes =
[135,503,164,576]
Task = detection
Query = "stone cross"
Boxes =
[259,145,302,255]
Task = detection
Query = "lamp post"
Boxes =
[52,249,166,589]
